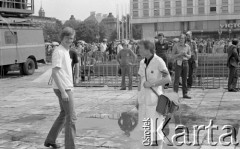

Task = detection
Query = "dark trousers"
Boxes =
[187,57,195,88]
[228,66,238,90]
[174,61,189,96]
[120,65,132,89]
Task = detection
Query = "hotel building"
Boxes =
[130,0,240,40]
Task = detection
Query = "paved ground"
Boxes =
[0,64,240,149]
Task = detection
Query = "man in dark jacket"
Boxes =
[227,39,240,92]
[155,33,169,88]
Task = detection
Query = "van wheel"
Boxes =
[23,58,35,75]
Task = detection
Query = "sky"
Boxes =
[34,0,130,21]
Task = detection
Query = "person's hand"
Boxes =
[61,91,69,101]
[143,81,152,88]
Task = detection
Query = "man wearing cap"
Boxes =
[186,31,198,90]
[117,40,137,90]
[155,33,169,88]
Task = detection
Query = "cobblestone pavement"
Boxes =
[0,65,240,149]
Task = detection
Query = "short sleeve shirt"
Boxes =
[52,45,73,90]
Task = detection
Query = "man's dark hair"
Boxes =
[158,33,164,37]
[60,27,75,41]
[232,38,239,46]
[138,40,155,54]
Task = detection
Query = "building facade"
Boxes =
[130,0,240,40]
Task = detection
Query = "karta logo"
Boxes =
[142,118,239,146]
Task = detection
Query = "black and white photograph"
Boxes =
[1,0,240,149]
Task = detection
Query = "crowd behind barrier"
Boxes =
[44,38,240,89]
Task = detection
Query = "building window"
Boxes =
[154,2,159,9]
[198,0,204,6]
[234,6,240,13]
[5,31,17,44]
[133,11,138,17]
[210,0,216,5]
[210,7,216,13]
[165,9,170,16]
[187,0,193,7]
[143,10,149,17]
[143,3,149,9]
[176,8,182,15]
[176,1,181,7]
[187,8,193,15]
[221,6,228,13]
[198,7,205,14]
[133,0,138,2]
[234,0,240,13]
[165,1,170,8]
[154,10,159,16]
[222,0,228,5]
[133,3,138,9]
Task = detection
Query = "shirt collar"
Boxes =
[144,54,154,67]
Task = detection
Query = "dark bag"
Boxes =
[150,88,179,116]
[145,67,178,116]
[118,67,121,75]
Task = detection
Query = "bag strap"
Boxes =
[145,67,159,97]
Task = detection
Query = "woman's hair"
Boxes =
[180,34,187,43]
[138,40,155,54]
[60,27,75,41]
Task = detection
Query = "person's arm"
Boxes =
[138,75,141,91]
[129,49,137,62]
[184,45,192,59]
[232,47,240,62]
[172,44,183,59]
[116,51,121,64]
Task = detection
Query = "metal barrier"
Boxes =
[77,52,240,89]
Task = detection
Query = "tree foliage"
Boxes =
[42,20,63,42]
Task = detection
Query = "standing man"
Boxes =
[155,33,169,89]
[117,40,137,90]
[172,34,192,99]
[186,31,198,90]
[227,39,240,92]
[44,27,77,149]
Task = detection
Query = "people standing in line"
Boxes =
[155,33,170,89]
[186,31,198,90]
[137,40,171,146]
[44,27,77,149]
[227,39,240,92]
[172,34,192,99]
[117,40,137,90]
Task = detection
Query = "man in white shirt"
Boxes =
[44,27,77,149]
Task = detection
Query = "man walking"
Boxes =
[227,39,240,92]
[117,40,137,90]
[44,27,77,149]
[186,31,198,90]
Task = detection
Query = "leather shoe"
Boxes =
[44,142,61,148]
[183,95,191,99]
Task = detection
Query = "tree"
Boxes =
[42,20,63,42]
[76,20,99,43]
[132,24,142,40]
[63,19,81,30]
[109,29,117,41]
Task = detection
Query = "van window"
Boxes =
[5,31,18,44]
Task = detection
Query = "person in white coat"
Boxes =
[137,40,171,148]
